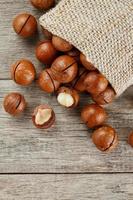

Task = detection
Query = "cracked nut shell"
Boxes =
[52,36,73,52]
[81,103,107,128]
[92,85,116,105]
[57,87,80,108]
[3,92,26,116]
[31,0,55,10]
[13,13,37,37]
[36,40,57,64]
[32,105,55,129]
[51,55,78,83]
[92,125,118,152]
[11,59,36,86]
[38,69,60,93]
[80,53,96,71]
[84,71,108,95]
[72,67,88,92]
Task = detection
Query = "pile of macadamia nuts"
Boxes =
[3,0,133,152]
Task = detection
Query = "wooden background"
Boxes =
[0,0,133,199]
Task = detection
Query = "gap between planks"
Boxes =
[0,172,133,175]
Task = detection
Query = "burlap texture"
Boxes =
[40,0,133,96]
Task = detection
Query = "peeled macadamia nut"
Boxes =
[92,85,116,105]
[36,40,57,64]
[35,109,52,125]
[32,105,55,129]
[3,92,26,116]
[84,71,108,95]
[38,69,60,93]
[11,59,36,86]
[92,125,118,152]
[52,36,73,52]
[51,55,78,83]
[31,0,55,10]
[13,13,37,38]
[81,103,107,128]
[80,53,96,71]
[57,87,79,108]
[58,93,74,107]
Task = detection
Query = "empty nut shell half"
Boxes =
[32,105,55,129]
[57,87,80,108]
[92,125,118,152]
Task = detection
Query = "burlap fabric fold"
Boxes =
[40,0,133,96]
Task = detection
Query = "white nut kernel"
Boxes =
[35,108,52,125]
[57,92,74,107]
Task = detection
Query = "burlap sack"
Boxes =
[40,0,133,96]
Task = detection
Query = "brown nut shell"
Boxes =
[81,103,107,128]
[92,125,118,152]
[84,71,108,95]
[52,36,73,52]
[92,85,116,105]
[11,59,36,86]
[13,13,37,38]
[51,55,78,83]
[31,0,55,10]
[80,53,96,71]
[38,69,60,93]
[72,67,88,92]
[66,48,80,62]
[36,40,57,64]
[57,87,79,108]
[32,105,55,129]
[42,27,52,40]
[128,131,133,147]
[3,92,26,116]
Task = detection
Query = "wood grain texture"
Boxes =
[0,0,60,79]
[0,174,133,200]
[0,0,45,80]
[0,0,133,199]
[0,80,132,173]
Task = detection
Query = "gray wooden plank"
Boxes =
[1,2,133,199]
[0,174,132,200]
[0,80,132,173]
[0,0,48,79]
